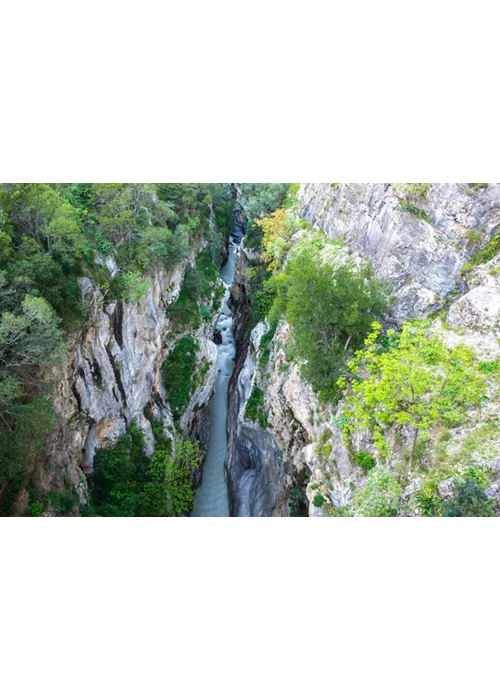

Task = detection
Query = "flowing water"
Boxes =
[191,234,239,516]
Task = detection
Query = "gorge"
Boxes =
[1,183,500,517]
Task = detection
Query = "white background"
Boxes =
[1,1,499,698]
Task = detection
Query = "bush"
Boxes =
[353,451,376,472]
[162,335,199,421]
[353,467,401,517]
[442,478,496,517]
[245,386,267,428]
[312,493,326,507]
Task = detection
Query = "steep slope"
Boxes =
[227,183,500,517]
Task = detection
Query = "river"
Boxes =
[191,232,240,516]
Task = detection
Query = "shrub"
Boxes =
[48,490,78,515]
[162,335,199,421]
[245,386,267,428]
[353,467,401,517]
[28,501,45,517]
[312,493,326,507]
[442,478,495,517]
[353,451,376,472]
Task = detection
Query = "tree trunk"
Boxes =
[409,427,419,471]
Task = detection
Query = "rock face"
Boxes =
[227,184,500,517]
[28,250,222,514]
[298,183,500,323]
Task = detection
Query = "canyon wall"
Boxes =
[227,183,500,516]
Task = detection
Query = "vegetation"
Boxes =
[0,182,231,513]
[461,231,500,275]
[259,322,278,368]
[353,466,401,516]
[244,386,267,428]
[396,200,431,223]
[339,322,487,469]
[394,183,431,199]
[442,478,495,517]
[353,451,376,472]
[312,493,326,508]
[268,248,389,401]
[162,335,199,421]
[240,184,290,222]
[90,424,201,517]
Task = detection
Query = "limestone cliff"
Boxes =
[18,238,224,515]
[227,183,500,517]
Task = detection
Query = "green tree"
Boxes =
[340,322,487,469]
[270,249,388,400]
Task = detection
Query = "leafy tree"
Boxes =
[256,208,299,272]
[0,295,63,380]
[270,249,388,400]
[340,322,487,469]
[240,184,290,221]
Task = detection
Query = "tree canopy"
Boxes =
[339,322,487,469]
[268,248,389,400]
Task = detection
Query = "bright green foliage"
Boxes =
[283,184,300,209]
[353,466,402,516]
[110,271,150,303]
[162,335,199,420]
[245,386,267,427]
[28,501,45,517]
[461,232,500,275]
[340,322,487,467]
[142,440,201,516]
[269,248,388,401]
[91,424,201,517]
[442,478,496,517]
[90,183,156,243]
[353,451,376,472]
